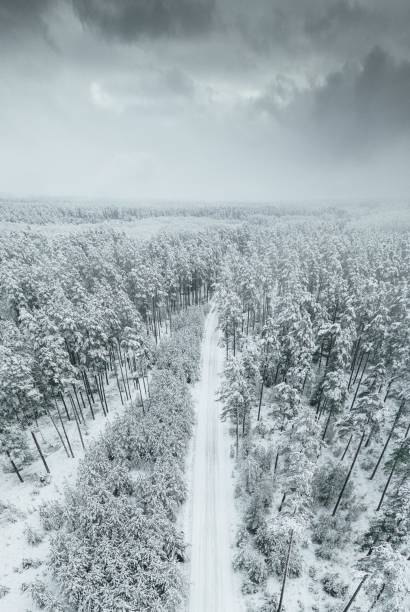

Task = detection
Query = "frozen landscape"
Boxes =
[0,201,409,612]
[2,1,410,610]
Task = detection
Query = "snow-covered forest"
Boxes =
[0,201,409,611]
[215,215,410,611]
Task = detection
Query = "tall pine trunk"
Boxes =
[277,529,294,612]
[370,400,404,480]
[333,431,365,516]
[341,575,367,611]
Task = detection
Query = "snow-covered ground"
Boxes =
[185,307,244,612]
[0,375,147,611]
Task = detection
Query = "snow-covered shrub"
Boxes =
[0,424,32,470]
[311,460,354,508]
[321,572,348,598]
[20,558,43,570]
[0,585,9,599]
[309,565,317,579]
[241,578,260,594]
[360,454,376,472]
[235,526,249,547]
[253,419,269,438]
[38,500,64,532]
[36,473,52,487]
[258,593,280,612]
[24,525,44,545]
[26,580,64,611]
[233,545,268,585]
[312,514,350,559]
[255,520,303,577]
[253,444,274,474]
[344,500,365,523]
[0,500,25,524]
[244,480,273,532]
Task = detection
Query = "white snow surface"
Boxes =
[0,373,148,611]
[185,307,244,612]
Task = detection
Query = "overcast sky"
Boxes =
[1,0,410,202]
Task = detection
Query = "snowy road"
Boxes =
[186,307,243,612]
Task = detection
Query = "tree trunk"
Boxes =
[277,529,294,612]
[384,380,393,402]
[333,431,365,516]
[341,575,367,611]
[348,337,362,390]
[341,434,353,461]
[82,371,95,404]
[235,407,239,458]
[350,353,369,411]
[60,392,71,420]
[322,405,334,441]
[95,375,106,416]
[274,451,280,473]
[72,384,84,423]
[31,431,50,474]
[138,379,145,414]
[257,381,264,421]
[116,345,130,401]
[352,351,365,386]
[80,389,94,420]
[122,353,132,400]
[302,371,308,393]
[71,401,85,451]
[54,398,74,458]
[114,361,124,405]
[46,407,69,458]
[278,492,287,512]
[370,400,404,480]
[99,372,109,413]
[318,340,325,370]
[364,424,376,448]
[376,454,399,511]
[325,334,335,369]
[369,584,385,610]
[152,296,158,344]
[6,450,24,483]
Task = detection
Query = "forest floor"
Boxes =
[184,307,244,612]
[0,373,149,611]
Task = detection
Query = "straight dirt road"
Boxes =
[187,307,243,612]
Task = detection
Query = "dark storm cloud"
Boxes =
[306,0,368,35]
[0,0,61,54]
[72,0,216,40]
[312,46,410,150]
[1,0,410,199]
[254,46,410,155]
[0,0,51,33]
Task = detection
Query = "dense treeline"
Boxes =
[0,227,222,476]
[28,307,204,611]
[0,198,340,225]
[216,223,410,610]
